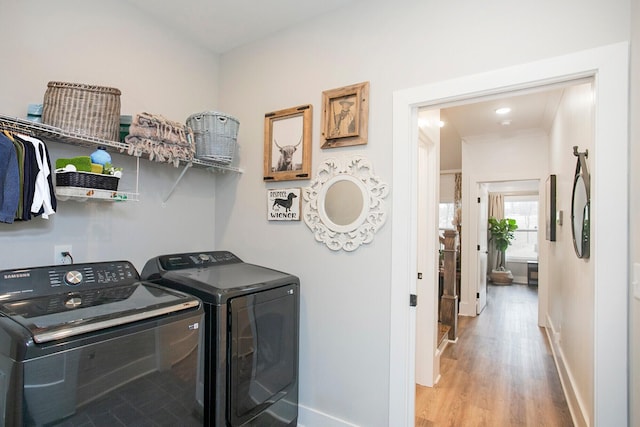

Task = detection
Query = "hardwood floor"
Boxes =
[415,284,573,427]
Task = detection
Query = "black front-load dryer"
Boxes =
[141,251,299,427]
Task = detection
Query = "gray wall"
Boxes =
[0,0,222,270]
[630,0,639,424]
[216,1,630,425]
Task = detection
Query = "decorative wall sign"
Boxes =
[321,81,369,149]
[267,188,301,221]
[263,105,312,182]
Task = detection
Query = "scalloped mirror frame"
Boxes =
[303,156,389,251]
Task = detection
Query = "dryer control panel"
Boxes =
[157,251,242,271]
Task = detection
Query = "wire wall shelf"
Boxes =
[0,114,243,173]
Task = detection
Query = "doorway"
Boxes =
[389,43,629,427]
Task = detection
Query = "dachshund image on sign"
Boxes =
[272,192,298,212]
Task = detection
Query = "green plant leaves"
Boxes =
[488,217,518,252]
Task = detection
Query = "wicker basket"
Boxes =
[186,111,239,164]
[56,171,119,191]
[42,81,121,141]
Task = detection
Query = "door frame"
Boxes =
[389,42,629,426]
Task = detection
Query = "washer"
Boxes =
[0,261,204,426]
[141,251,299,427]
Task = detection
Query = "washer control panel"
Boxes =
[0,261,139,301]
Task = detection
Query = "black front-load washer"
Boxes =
[0,260,204,426]
[141,251,299,427]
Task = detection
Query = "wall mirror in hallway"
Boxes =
[571,146,590,259]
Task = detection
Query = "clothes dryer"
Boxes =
[142,251,299,427]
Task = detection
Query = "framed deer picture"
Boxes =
[263,104,312,182]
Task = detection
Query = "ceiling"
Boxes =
[426,87,566,171]
[122,0,357,54]
[121,0,567,176]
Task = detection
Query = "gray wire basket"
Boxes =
[186,111,239,164]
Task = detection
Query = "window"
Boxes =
[439,202,456,230]
[503,195,538,261]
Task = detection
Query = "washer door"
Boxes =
[17,310,204,426]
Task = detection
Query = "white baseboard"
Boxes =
[512,275,527,284]
[545,315,590,427]
[298,404,360,427]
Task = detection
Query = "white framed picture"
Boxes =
[267,188,301,221]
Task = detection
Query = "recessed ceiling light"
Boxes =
[417,119,445,128]
[501,119,512,126]
[495,107,511,115]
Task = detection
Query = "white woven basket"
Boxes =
[186,111,239,164]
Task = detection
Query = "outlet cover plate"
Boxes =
[54,245,72,265]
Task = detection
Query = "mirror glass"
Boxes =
[303,156,389,251]
[571,173,590,258]
[324,179,364,227]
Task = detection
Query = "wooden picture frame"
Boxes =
[321,81,369,148]
[545,174,557,241]
[263,104,312,182]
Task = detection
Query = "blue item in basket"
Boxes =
[90,147,112,166]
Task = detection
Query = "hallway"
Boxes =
[415,284,573,426]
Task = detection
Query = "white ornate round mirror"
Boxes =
[303,156,388,251]
[319,175,368,232]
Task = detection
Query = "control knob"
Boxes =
[197,253,213,263]
[65,295,82,309]
[64,270,83,286]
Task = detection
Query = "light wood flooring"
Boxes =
[415,284,573,426]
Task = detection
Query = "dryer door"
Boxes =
[228,284,299,426]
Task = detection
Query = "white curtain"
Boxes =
[488,193,504,220]
[488,193,505,273]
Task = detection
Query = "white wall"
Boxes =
[215,1,629,425]
[439,173,455,204]
[0,0,222,270]
[630,0,640,424]
[460,130,549,316]
[547,83,595,425]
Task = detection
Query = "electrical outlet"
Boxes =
[54,245,72,265]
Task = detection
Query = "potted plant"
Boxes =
[488,217,518,284]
